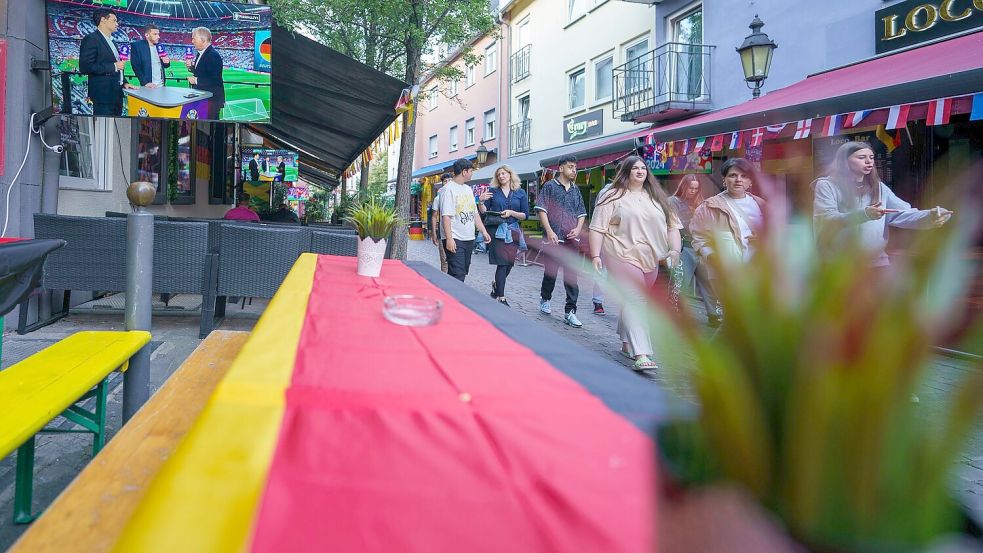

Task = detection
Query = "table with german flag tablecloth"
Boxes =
[111,253,671,553]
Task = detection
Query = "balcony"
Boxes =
[613,42,714,123]
[509,119,531,155]
[511,45,531,83]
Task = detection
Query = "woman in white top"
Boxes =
[588,156,682,372]
[690,158,767,273]
[813,141,951,267]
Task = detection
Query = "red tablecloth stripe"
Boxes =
[251,256,656,553]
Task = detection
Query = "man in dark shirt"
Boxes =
[268,203,300,224]
[534,154,587,328]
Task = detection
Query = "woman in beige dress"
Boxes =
[588,156,682,371]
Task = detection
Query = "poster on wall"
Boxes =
[641,143,712,175]
[287,183,311,201]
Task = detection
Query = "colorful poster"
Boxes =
[287,184,311,201]
[642,143,711,175]
[254,30,272,73]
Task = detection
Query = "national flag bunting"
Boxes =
[885,104,911,130]
[926,98,953,126]
[845,110,871,128]
[793,119,812,140]
[971,93,983,122]
[710,134,725,152]
[764,123,787,139]
[728,131,743,150]
[666,140,675,157]
[676,139,690,155]
[695,137,707,151]
[749,127,764,147]
[820,114,843,137]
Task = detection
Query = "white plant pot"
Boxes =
[357,236,387,277]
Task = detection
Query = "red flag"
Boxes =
[926,98,952,126]
[676,140,690,155]
[710,134,725,152]
[749,127,764,147]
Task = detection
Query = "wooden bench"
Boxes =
[8,330,249,552]
[0,331,151,524]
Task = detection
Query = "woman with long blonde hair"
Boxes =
[478,164,528,306]
[588,156,682,371]
[669,174,720,326]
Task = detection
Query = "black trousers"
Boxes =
[92,100,123,117]
[540,240,580,313]
[445,239,474,282]
[494,264,513,297]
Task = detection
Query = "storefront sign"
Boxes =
[876,0,983,54]
[562,110,603,143]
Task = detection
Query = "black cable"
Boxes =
[113,118,130,188]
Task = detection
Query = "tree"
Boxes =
[270,0,496,259]
[365,150,390,203]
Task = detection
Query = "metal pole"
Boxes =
[122,181,155,422]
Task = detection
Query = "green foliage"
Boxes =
[166,123,178,203]
[365,151,390,203]
[617,200,983,550]
[305,187,331,223]
[344,197,403,241]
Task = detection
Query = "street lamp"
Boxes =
[736,15,778,99]
[475,143,489,168]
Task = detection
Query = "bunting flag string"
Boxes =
[972,93,983,122]
[819,114,843,137]
[709,134,725,152]
[845,110,871,128]
[793,119,812,140]
[926,98,952,126]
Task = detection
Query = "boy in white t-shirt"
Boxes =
[439,159,491,282]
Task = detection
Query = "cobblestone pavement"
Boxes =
[406,238,983,519]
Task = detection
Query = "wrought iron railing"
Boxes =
[511,45,531,83]
[509,119,531,155]
[612,42,714,121]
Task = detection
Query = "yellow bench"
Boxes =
[0,330,151,524]
[8,330,249,552]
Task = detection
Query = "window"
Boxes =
[568,0,586,21]
[568,68,585,110]
[58,116,95,181]
[625,39,650,93]
[449,77,459,97]
[428,135,438,158]
[428,86,438,109]
[449,125,459,151]
[465,118,476,146]
[672,7,704,100]
[483,109,496,140]
[465,64,476,87]
[594,55,613,101]
[484,42,497,75]
[133,119,162,188]
[517,18,530,49]
[517,95,530,121]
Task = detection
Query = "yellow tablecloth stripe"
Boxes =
[113,254,318,553]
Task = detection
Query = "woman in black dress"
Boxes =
[478,165,529,306]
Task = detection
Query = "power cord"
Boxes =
[113,119,130,188]
[2,112,65,237]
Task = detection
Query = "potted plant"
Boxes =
[344,197,402,277]
[604,186,983,551]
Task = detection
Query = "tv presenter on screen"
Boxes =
[78,8,135,116]
[130,23,170,88]
[185,26,225,119]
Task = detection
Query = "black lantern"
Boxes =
[475,143,489,168]
[736,15,778,99]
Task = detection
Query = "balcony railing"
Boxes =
[509,119,531,155]
[612,42,714,122]
[511,45,531,83]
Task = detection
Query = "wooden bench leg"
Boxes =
[14,437,37,524]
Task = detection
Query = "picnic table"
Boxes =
[14,254,671,553]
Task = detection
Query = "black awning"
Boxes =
[249,26,408,177]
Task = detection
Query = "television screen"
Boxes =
[242,148,299,183]
[47,0,272,122]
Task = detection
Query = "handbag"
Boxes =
[482,211,507,227]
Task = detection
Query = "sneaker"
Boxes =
[539,299,552,315]
[593,302,606,316]
[498,297,510,307]
[707,315,722,328]
[564,311,583,328]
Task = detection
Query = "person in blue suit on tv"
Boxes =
[130,24,170,88]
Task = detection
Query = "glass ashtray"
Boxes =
[382,295,443,326]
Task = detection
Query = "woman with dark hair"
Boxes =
[690,158,767,322]
[588,156,682,371]
[813,141,951,267]
[478,165,529,306]
[670,174,720,326]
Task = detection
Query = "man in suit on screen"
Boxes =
[78,9,133,116]
[186,27,225,120]
[130,24,170,87]
[248,152,261,181]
